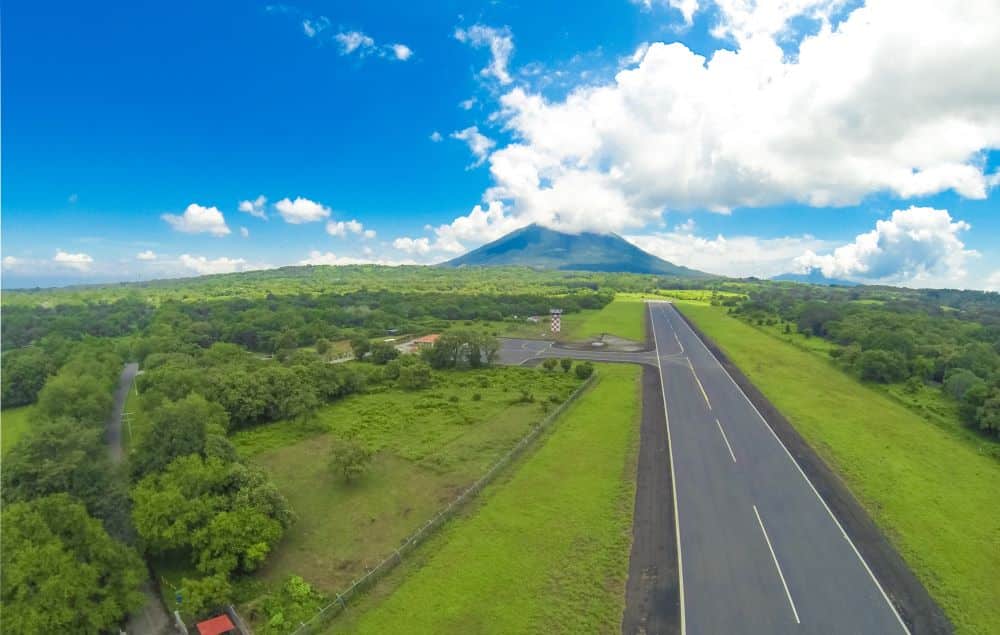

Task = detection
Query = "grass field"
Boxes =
[337,363,641,634]
[231,367,582,609]
[1,404,36,455]
[675,301,1000,634]
[558,294,647,342]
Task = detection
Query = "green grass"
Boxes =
[337,364,641,634]
[675,301,1000,634]
[234,367,582,604]
[559,294,646,342]
[1,404,37,455]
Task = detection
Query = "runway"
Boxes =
[646,301,907,634]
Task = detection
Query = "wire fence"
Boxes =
[288,372,598,634]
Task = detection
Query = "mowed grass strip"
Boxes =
[560,294,647,342]
[1,405,36,455]
[675,301,1000,634]
[340,364,641,634]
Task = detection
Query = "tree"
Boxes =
[131,393,231,479]
[37,372,114,426]
[560,358,573,373]
[542,358,558,371]
[329,439,372,483]
[370,342,400,365]
[180,574,233,619]
[975,387,1000,435]
[1,494,145,633]
[1,347,56,407]
[422,331,499,369]
[132,455,291,575]
[397,361,432,389]
[350,336,371,359]
[315,338,331,356]
[854,349,907,383]
[575,361,595,379]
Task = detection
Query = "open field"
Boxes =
[558,294,647,342]
[675,301,1000,634]
[231,367,582,602]
[1,405,35,455]
[338,363,641,634]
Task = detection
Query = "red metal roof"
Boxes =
[414,333,440,343]
[196,614,235,635]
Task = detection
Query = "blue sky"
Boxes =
[3,0,998,289]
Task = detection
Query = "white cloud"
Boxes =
[986,271,1000,292]
[274,197,331,224]
[238,195,268,220]
[392,237,432,255]
[336,30,375,55]
[429,131,443,142]
[299,250,414,266]
[675,218,696,233]
[443,0,1000,237]
[459,97,477,110]
[454,25,514,84]
[240,227,250,238]
[2,255,25,269]
[363,229,376,239]
[326,218,370,238]
[53,249,94,272]
[794,206,975,283]
[634,0,700,25]
[178,254,260,275]
[450,126,496,167]
[391,43,413,61]
[162,203,231,236]
[629,231,833,278]
[136,250,157,261]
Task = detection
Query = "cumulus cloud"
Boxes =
[274,197,331,224]
[326,218,372,238]
[629,231,833,278]
[299,250,414,266]
[454,25,514,84]
[336,30,375,55]
[2,255,26,269]
[136,250,157,261]
[53,249,94,271]
[238,195,268,220]
[392,237,432,255]
[794,206,975,283]
[178,254,263,275]
[240,227,250,238]
[459,97,477,110]
[391,43,413,61]
[162,203,231,236]
[634,0,700,25]
[432,0,1000,240]
[451,126,496,167]
[429,131,443,142]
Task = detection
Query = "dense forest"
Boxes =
[727,283,1000,436]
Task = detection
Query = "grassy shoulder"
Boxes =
[675,301,1000,634]
[1,404,36,455]
[338,363,641,634]
[558,294,646,342]
[231,367,582,613]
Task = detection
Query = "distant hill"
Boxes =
[441,224,707,276]
[772,269,860,287]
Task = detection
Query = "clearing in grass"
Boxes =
[1,405,36,455]
[339,363,641,634]
[230,366,582,622]
[675,301,1000,635]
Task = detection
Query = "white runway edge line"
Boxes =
[666,304,911,634]
[686,358,712,409]
[753,504,801,624]
[648,303,687,635]
[715,418,737,463]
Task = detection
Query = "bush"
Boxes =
[560,358,573,373]
[542,358,558,371]
[472,393,482,401]
[397,361,432,390]
[575,362,595,379]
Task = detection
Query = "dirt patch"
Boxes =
[674,309,952,635]
[622,366,680,635]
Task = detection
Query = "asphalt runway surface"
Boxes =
[498,304,926,634]
[647,301,908,634]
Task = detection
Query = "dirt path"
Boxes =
[622,367,681,635]
[105,363,172,635]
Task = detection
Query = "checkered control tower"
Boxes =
[550,308,563,333]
